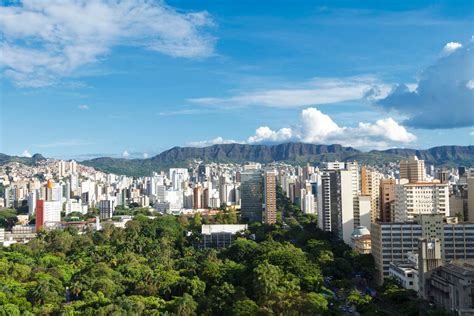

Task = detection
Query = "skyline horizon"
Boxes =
[5,140,474,162]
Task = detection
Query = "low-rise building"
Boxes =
[352,226,371,254]
[426,260,474,316]
[201,224,248,248]
[389,252,419,291]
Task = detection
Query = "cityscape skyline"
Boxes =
[1,0,473,159]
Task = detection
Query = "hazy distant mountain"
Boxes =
[80,143,474,176]
[0,153,45,166]
[1,143,472,177]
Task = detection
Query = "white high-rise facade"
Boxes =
[394,182,449,222]
[169,168,189,191]
[318,168,355,245]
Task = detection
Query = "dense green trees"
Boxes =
[0,205,379,315]
[0,208,18,229]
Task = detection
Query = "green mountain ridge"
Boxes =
[2,143,473,177]
[78,143,474,176]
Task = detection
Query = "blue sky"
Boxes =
[1,0,473,159]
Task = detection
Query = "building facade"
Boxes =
[371,215,474,284]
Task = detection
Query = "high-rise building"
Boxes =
[393,182,449,222]
[302,190,316,214]
[193,186,203,209]
[361,167,382,222]
[28,191,36,216]
[69,160,77,174]
[58,160,66,177]
[240,170,263,223]
[263,170,277,224]
[318,169,354,244]
[99,199,115,220]
[380,179,397,222]
[35,200,61,231]
[435,169,449,184]
[169,168,189,191]
[400,156,426,183]
[357,195,371,229]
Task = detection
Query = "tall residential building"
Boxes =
[28,191,36,216]
[393,182,449,222]
[35,200,61,231]
[240,170,263,223]
[99,199,115,220]
[263,171,277,225]
[357,195,371,229]
[380,179,397,222]
[302,191,316,214]
[69,160,77,174]
[58,160,66,177]
[193,186,203,209]
[371,215,474,284]
[169,168,189,191]
[361,167,382,222]
[400,156,426,183]
[318,169,354,244]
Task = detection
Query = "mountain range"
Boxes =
[3,143,471,177]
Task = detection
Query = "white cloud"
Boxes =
[378,40,474,129]
[143,152,149,158]
[190,107,416,149]
[0,0,215,87]
[21,149,32,158]
[188,137,238,147]
[470,131,474,136]
[442,42,462,55]
[247,127,293,143]
[189,76,390,108]
[466,80,474,90]
[122,150,130,158]
[78,104,89,110]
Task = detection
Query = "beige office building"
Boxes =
[400,156,426,183]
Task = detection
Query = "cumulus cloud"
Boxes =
[122,150,130,158]
[21,149,32,158]
[143,153,149,159]
[0,0,215,87]
[189,76,390,108]
[188,137,238,147]
[190,107,416,149]
[442,42,462,55]
[377,40,474,129]
[247,127,293,143]
[78,104,89,110]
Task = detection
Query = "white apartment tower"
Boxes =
[394,182,449,222]
[318,168,355,244]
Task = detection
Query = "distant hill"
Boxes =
[80,143,474,176]
[1,143,472,177]
[0,153,45,166]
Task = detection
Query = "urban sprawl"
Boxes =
[1,156,474,314]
